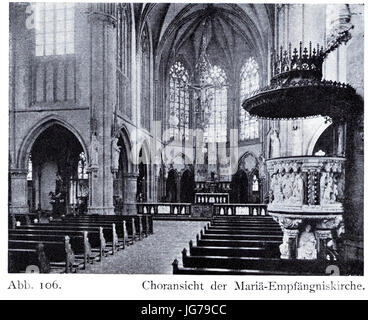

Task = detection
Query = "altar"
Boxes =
[195,193,229,204]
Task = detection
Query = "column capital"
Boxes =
[87,166,99,173]
[271,214,303,230]
[125,172,139,179]
[87,11,117,27]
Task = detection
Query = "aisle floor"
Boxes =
[81,220,208,274]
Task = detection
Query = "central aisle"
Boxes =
[82,220,208,274]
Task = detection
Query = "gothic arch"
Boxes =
[180,168,195,203]
[237,151,259,173]
[166,151,194,167]
[117,125,134,173]
[307,121,332,155]
[139,139,151,165]
[17,115,89,171]
[166,168,179,203]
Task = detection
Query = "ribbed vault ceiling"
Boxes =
[138,3,274,78]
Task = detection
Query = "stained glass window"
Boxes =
[169,61,190,140]
[117,5,131,118]
[35,3,75,56]
[252,174,259,192]
[78,152,88,180]
[201,64,228,143]
[240,57,260,141]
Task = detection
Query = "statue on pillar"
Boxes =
[297,225,318,260]
[295,172,304,204]
[279,233,292,259]
[90,133,100,168]
[111,136,121,172]
[270,129,281,158]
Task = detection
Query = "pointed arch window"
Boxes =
[35,3,75,56]
[252,174,259,192]
[78,152,88,180]
[201,64,228,143]
[169,61,190,140]
[117,5,131,118]
[240,57,260,141]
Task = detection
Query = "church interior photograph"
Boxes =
[8,2,364,275]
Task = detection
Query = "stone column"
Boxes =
[9,169,29,215]
[315,230,333,260]
[87,5,117,215]
[279,229,300,259]
[124,172,139,215]
[271,215,302,259]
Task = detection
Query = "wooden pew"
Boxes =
[172,260,299,276]
[8,236,76,273]
[9,231,97,270]
[173,214,339,275]
[196,238,281,248]
[188,240,275,258]
[47,220,130,249]
[63,215,153,238]
[11,227,107,262]
[180,248,331,275]
[200,233,282,241]
[9,244,50,273]
[208,224,282,231]
[9,213,39,229]
[9,214,154,273]
[204,229,283,236]
[174,215,322,275]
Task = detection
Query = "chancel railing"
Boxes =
[213,204,268,216]
[137,203,192,216]
[195,193,229,204]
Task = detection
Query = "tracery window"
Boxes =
[240,57,260,141]
[252,174,259,192]
[201,64,228,143]
[35,3,75,56]
[117,5,131,118]
[169,61,190,140]
[78,152,88,180]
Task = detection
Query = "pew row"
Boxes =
[9,214,153,274]
[173,216,339,275]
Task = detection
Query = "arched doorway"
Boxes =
[230,170,248,203]
[312,123,345,157]
[166,170,178,203]
[27,124,87,216]
[180,169,195,203]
